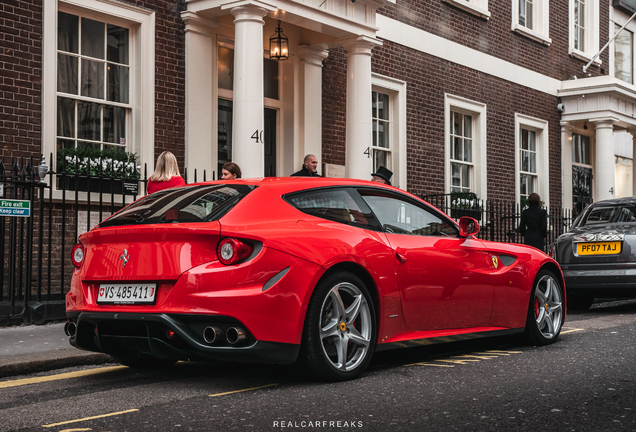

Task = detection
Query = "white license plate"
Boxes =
[97,283,157,305]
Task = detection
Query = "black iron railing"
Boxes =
[421,193,574,251]
[0,155,211,325]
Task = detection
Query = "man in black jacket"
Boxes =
[518,193,547,251]
[291,154,322,177]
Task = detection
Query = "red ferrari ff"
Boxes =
[65,178,566,381]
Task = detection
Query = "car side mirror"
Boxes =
[458,217,480,238]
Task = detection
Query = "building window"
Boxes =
[371,74,407,189]
[574,0,586,51]
[570,0,599,60]
[515,114,549,207]
[520,129,537,201]
[512,0,551,45]
[572,133,591,165]
[450,111,473,193]
[43,0,155,195]
[519,0,533,28]
[442,0,491,20]
[445,95,487,199]
[372,91,391,175]
[614,23,633,84]
[57,12,130,152]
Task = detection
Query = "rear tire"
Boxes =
[523,269,564,345]
[110,354,177,369]
[299,271,376,382]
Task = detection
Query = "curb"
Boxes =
[0,352,113,379]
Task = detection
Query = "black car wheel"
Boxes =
[300,271,376,382]
[524,269,564,345]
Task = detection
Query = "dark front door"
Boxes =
[573,165,593,217]
[264,108,277,177]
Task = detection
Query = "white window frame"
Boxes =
[569,0,600,63]
[511,0,552,46]
[515,113,549,208]
[43,0,155,197]
[371,73,407,189]
[444,94,487,200]
[442,0,491,20]
[610,8,636,85]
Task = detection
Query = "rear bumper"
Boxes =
[66,311,299,364]
[562,263,636,297]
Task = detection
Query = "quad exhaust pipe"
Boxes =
[203,326,224,344]
[226,327,247,345]
[64,322,77,337]
[202,325,247,345]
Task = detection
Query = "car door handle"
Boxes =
[396,253,407,264]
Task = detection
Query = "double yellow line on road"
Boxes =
[0,366,127,389]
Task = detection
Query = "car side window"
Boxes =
[286,188,374,227]
[360,194,457,236]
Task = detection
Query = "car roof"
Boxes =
[187,177,407,196]
[585,196,636,208]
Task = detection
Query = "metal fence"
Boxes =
[421,193,575,251]
[0,155,211,325]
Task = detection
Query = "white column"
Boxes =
[182,12,218,180]
[229,4,273,178]
[297,46,329,170]
[560,121,573,212]
[592,118,618,201]
[341,36,382,180]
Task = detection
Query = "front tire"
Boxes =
[523,269,564,345]
[300,271,376,382]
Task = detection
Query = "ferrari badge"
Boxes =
[492,255,499,269]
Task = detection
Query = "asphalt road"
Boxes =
[2,300,636,432]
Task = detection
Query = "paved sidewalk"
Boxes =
[0,322,111,378]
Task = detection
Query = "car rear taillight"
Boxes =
[217,238,252,266]
[71,243,85,268]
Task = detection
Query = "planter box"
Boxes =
[451,208,482,222]
[59,177,139,195]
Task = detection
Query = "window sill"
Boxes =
[442,0,491,20]
[569,48,602,66]
[512,24,551,46]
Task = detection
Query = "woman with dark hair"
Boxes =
[221,162,242,180]
[518,192,548,251]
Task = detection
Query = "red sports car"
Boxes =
[65,178,566,381]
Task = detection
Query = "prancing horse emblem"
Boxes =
[120,249,129,268]
[492,255,499,269]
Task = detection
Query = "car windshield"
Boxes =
[577,204,636,226]
[100,184,256,227]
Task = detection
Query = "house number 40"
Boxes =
[251,130,264,143]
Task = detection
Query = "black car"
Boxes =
[549,197,636,309]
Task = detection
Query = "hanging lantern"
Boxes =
[269,20,289,61]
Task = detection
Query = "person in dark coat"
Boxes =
[291,154,322,177]
[518,192,547,251]
[371,166,393,186]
